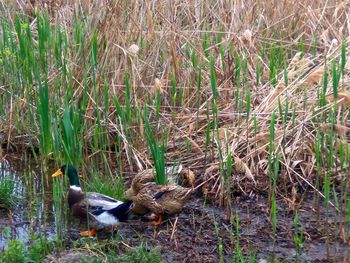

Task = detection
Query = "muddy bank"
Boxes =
[0,159,349,262]
[58,194,349,262]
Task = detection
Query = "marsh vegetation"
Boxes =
[0,1,349,262]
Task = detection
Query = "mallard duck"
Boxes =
[51,164,134,236]
[124,165,196,224]
[124,169,155,200]
[125,165,194,199]
[126,181,192,225]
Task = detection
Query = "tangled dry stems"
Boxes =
[1,0,350,207]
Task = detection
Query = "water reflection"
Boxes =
[0,159,56,249]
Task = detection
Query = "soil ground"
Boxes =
[0,159,349,262]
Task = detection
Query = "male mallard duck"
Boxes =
[51,164,134,236]
[126,181,192,225]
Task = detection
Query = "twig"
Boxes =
[170,216,178,241]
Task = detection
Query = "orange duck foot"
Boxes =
[80,228,97,236]
[151,214,163,225]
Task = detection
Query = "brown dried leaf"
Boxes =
[334,1,347,18]
[251,130,283,145]
[262,68,270,82]
[269,82,285,104]
[175,167,194,187]
[297,57,312,70]
[327,91,350,108]
[290,52,302,66]
[201,165,220,195]
[304,67,324,86]
[147,7,154,38]
[336,139,350,155]
[320,29,330,46]
[139,115,144,137]
[287,55,311,81]
[320,123,349,137]
[188,122,196,134]
[234,156,256,184]
[337,92,350,107]
[218,128,227,141]
[290,185,297,210]
[183,168,195,187]
[287,70,298,82]
[151,78,164,94]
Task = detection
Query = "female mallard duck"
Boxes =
[51,164,134,236]
[125,165,195,199]
[124,168,155,200]
[126,180,193,225]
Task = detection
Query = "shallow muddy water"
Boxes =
[0,159,57,250]
[0,158,349,262]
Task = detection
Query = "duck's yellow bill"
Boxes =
[51,169,63,178]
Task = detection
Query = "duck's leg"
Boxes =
[79,228,97,236]
[151,214,163,225]
[141,213,164,225]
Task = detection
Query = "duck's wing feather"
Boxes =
[85,192,123,211]
[153,185,178,197]
[133,184,185,215]
[152,185,177,200]
[153,191,166,200]
[135,190,164,214]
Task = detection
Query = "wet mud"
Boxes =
[0,160,349,262]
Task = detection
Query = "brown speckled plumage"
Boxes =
[125,169,193,217]
[125,169,155,199]
[134,184,191,216]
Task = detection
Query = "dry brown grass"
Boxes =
[1,0,350,209]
